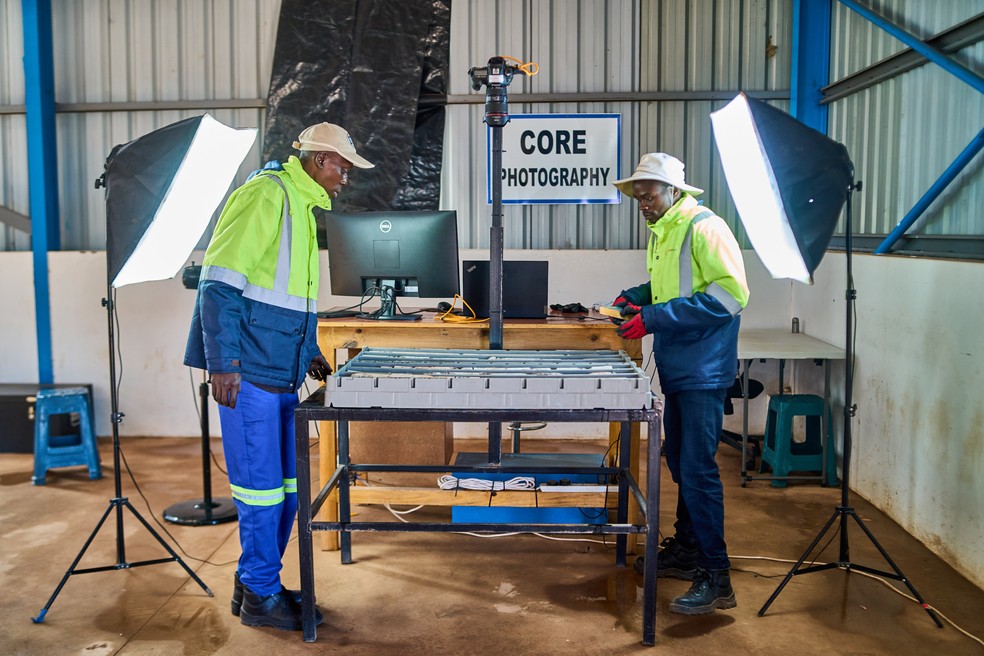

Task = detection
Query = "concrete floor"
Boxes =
[1,435,982,656]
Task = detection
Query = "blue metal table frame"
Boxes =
[294,387,662,645]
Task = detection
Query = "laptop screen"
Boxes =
[460,260,549,319]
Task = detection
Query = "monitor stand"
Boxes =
[374,285,421,321]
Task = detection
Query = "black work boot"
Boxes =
[668,568,737,615]
[633,536,700,580]
[239,586,324,631]
[231,572,305,617]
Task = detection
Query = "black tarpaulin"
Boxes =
[263,0,450,212]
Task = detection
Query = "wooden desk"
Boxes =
[736,329,846,486]
[315,311,643,550]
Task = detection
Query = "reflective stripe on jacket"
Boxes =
[184,156,328,391]
[625,194,750,393]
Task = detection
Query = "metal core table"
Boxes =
[294,349,662,645]
[315,310,644,551]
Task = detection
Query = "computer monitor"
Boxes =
[325,210,460,320]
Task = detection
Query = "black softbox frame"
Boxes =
[104,116,203,284]
[743,97,854,278]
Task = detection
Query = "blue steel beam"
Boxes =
[22,0,59,384]
[839,0,984,254]
[791,0,832,133]
[875,126,984,254]
[838,0,984,94]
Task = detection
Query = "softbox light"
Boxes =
[104,113,256,288]
[34,114,257,621]
[708,94,944,628]
[710,93,854,283]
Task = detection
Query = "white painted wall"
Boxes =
[0,249,788,439]
[792,252,984,590]
[3,249,981,589]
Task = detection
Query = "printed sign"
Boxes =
[487,114,621,205]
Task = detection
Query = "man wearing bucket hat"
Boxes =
[609,152,749,615]
[185,122,373,631]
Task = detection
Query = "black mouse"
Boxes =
[437,301,453,312]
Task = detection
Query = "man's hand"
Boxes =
[307,354,332,382]
[611,295,642,314]
[615,313,648,340]
[210,372,242,409]
[609,295,642,324]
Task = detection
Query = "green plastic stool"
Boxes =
[759,394,837,488]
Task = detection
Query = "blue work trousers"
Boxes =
[218,380,299,596]
[661,387,730,570]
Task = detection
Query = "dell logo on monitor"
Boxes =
[379,220,392,233]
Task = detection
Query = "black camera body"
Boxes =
[468,56,517,128]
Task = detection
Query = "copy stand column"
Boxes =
[468,56,518,465]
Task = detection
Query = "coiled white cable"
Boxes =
[437,475,537,491]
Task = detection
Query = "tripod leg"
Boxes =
[122,500,213,595]
[33,501,116,622]
[758,507,841,617]
[847,512,944,628]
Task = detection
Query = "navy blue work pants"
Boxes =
[661,387,730,570]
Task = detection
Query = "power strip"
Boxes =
[538,485,614,493]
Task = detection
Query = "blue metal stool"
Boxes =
[32,387,102,485]
[760,394,837,488]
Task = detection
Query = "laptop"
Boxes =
[461,260,549,319]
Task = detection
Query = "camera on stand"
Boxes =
[468,56,519,127]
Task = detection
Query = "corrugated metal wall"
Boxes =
[0,0,279,252]
[442,0,643,250]
[0,0,29,251]
[638,0,791,251]
[18,1,976,252]
[828,0,984,237]
[443,0,792,249]
[2,0,790,253]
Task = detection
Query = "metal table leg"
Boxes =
[338,420,353,564]
[296,414,318,642]
[642,416,661,646]
[615,421,630,567]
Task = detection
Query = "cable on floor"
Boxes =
[355,475,611,545]
[119,444,238,568]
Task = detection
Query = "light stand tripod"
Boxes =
[33,288,212,623]
[758,182,942,628]
[163,265,237,526]
[163,369,237,525]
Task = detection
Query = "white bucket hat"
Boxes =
[612,152,703,197]
[292,122,374,169]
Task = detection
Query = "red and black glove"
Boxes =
[615,313,648,339]
[611,295,642,314]
[608,295,642,325]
